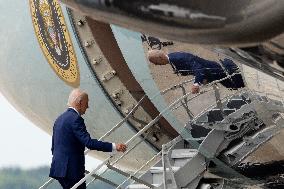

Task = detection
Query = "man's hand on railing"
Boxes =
[116,143,127,152]
[191,85,200,94]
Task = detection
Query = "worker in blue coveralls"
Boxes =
[148,50,245,94]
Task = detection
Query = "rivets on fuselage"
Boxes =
[77,19,86,26]
[84,40,95,47]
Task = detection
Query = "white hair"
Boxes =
[67,88,87,106]
[147,50,167,64]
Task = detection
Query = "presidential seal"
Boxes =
[29,0,80,87]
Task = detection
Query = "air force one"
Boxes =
[1,0,284,188]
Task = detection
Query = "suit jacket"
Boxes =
[168,52,244,88]
[49,108,112,180]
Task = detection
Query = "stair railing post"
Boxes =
[86,135,147,187]
[161,144,168,189]
[213,84,225,117]
[161,136,181,189]
[276,79,284,104]
[116,151,162,189]
[180,85,194,119]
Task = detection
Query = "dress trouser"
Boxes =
[220,60,245,89]
[57,177,86,189]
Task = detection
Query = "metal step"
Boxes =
[171,149,198,167]
[199,183,213,189]
[127,136,208,189]
[84,170,118,187]
[174,153,206,187]
[195,92,254,125]
[126,184,151,189]
[207,108,236,122]
[183,175,202,189]
[240,93,251,103]
[150,166,180,185]
[126,184,160,189]
[107,164,154,188]
[127,122,233,189]
[171,149,198,159]
[230,93,250,101]
[226,99,247,109]
[150,166,180,173]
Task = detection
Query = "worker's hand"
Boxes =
[116,143,127,152]
[191,85,200,94]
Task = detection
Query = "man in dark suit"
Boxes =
[49,89,127,189]
[148,50,245,93]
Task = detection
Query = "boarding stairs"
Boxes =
[39,73,284,189]
[126,136,209,189]
[190,89,284,166]
[38,77,202,189]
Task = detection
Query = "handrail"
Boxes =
[126,136,182,187]
[84,78,198,187]
[40,72,243,189]
[94,137,181,188]
[86,134,148,186]
[188,72,243,119]
[84,77,199,186]
[191,89,247,124]
[71,88,212,189]
[167,72,244,122]
[39,77,195,189]
[39,178,53,189]
[116,151,162,189]
[38,98,146,189]
[85,71,271,187]
[192,87,284,125]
